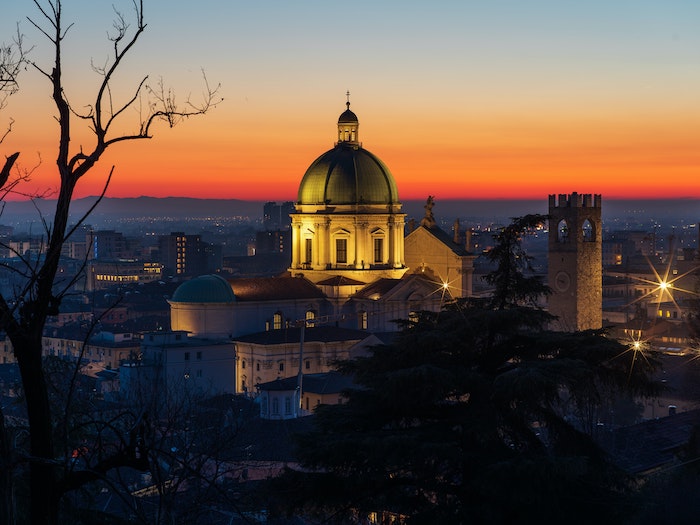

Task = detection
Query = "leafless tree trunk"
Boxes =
[0,1,220,523]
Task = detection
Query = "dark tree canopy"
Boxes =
[269,217,661,524]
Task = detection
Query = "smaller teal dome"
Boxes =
[171,275,236,303]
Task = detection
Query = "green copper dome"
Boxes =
[171,274,236,303]
[297,144,399,205]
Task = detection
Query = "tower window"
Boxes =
[273,312,283,330]
[336,238,348,264]
[557,220,569,243]
[582,219,594,242]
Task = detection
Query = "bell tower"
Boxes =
[548,192,602,331]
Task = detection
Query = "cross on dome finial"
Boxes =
[346,90,350,109]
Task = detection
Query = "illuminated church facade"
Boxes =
[163,98,476,397]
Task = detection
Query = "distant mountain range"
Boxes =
[1,196,698,228]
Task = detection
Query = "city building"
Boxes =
[263,201,294,231]
[158,232,208,276]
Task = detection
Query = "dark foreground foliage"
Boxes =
[268,216,662,524]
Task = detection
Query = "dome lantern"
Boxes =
[337,90,359,144]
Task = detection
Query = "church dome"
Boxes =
[298,145,399,205]
[297,97,399,206]
[171,274,236,303]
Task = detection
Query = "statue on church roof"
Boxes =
[420,195,437,228]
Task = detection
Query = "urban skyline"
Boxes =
[1,1,699,201]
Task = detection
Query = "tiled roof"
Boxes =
[316,275,366,286]
[234,325,369,345]
[230,276,326,302]
[258,372,355,395]
[599,409,700,474]
[420,224,471,256]
[352,278,402,299]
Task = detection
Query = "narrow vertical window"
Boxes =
[336,238,347,264]
[273,312,283,330]
[582,219,594,242]
[305,238,313,264]
[359,310,368,330]
[373,238,383,263]
[557,220,569,242]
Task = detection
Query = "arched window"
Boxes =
[582,219,594,242]
[273,312,283,330]
[557,219,569,242]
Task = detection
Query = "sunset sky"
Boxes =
[1,0,699,202]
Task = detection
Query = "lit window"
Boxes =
[273,312,283,330]
[359,310,368,330]
[305,310,315,327]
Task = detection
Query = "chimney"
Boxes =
[453,219,460,244]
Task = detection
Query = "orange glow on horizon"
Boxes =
[3,95,699,202]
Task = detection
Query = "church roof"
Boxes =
[170,274,236,304]
[258,371,355,394]
[297,144,399,205]
[297,98,399,206]
[230,276,325,301]
[352,278,402,299]
[234,325,370,345]
[338,108,358,124]
[316,275,366,287]
[413,224,471,256]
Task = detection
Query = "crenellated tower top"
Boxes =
[549,192,602,208]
